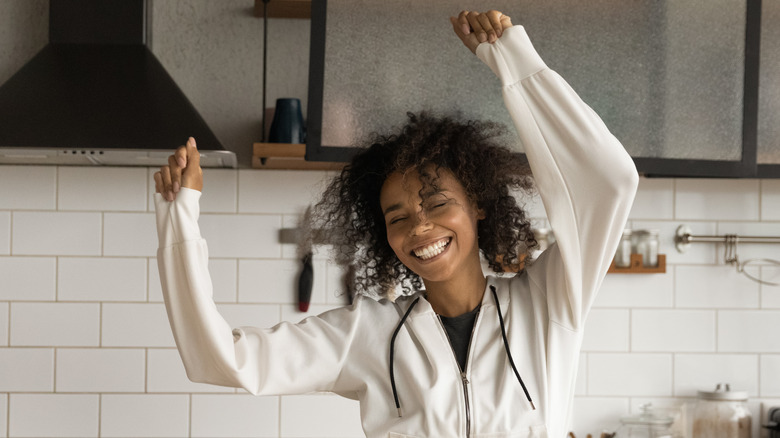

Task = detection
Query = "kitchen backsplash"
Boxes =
[0,166,779,437]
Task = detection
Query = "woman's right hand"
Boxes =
[154,137,203,201]
[450,10,513,55]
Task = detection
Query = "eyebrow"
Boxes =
[382,203,403,216]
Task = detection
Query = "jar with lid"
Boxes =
[615,229,633,268]
[633,229,659,267]
[614,403,678,438]
[692,383,751,438]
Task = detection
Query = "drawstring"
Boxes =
[390,296,419,417]
[490,285,536,410]
[388,286,536,417]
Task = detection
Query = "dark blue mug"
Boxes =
[269,98,306,144]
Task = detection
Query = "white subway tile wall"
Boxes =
[1,167,780,437]
[0,212,9,255]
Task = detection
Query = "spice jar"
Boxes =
[692,383,751,438]
[615,229,633,268]
[633,230,659,267]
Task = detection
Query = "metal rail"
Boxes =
[675,225,780,253]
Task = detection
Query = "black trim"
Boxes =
[306,0,358,163]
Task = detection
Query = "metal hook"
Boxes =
[722,235,779,286]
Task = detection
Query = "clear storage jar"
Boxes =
[615,229,633,268]
[692,383,751,438]
[633,229,659,267]
[615,403,677,438]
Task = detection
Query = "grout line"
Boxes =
[144,348,148,394]
[53,347,58,392]
[97,393,102,438]
[188,393,193,438]
[278,395,283,438]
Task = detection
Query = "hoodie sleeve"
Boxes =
[154,188,360,396]
[476,26,639,330]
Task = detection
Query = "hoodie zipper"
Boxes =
[436,307,481,438]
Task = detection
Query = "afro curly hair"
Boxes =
[307,111,537,300]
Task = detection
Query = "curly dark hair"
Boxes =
[308,111,537,299]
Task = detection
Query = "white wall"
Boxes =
[1,167,779,437]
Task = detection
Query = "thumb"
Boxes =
[181,137,203,191]
[184,137,200,169]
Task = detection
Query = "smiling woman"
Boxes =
[153,9,638,438]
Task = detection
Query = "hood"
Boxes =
[0,0,236,168]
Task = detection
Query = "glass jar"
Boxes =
[633,229,659,267]
[615,229,633,268]
[692,383,751,438]
[615,403,677,438]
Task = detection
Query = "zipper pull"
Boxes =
[461,372,469,385]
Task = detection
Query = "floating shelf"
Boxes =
[607,254,666,274]
[253,0,311,19]
[252,143,345,170]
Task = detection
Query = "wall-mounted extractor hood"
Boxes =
[0,0,237,168]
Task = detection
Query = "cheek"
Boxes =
[385,226,406,257]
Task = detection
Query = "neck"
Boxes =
[424,270,487,318]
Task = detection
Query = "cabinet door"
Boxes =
[758,0,780,176]
[307,0,753,177]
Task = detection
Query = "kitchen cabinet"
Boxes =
[305,0,778,178]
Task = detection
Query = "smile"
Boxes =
[412,237,451,260]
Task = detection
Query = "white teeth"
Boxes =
[413,239,450,260]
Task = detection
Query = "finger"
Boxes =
[174,145,187,170]
[159,165,174,202]
[500,14,513,31]
[457,11,470,35]
[168,154,182,194]
[486,10,504,38]
[476,13,496,43]
[451,15,479,54]
[153,171,163,194]
[465,11,488,43]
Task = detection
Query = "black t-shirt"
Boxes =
[439,304,481,372]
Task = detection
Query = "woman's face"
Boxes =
[379,168,485,283]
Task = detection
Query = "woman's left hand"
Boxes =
[450,10,512,54]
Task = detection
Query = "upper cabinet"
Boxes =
[306,0,777,178]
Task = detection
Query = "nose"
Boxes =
[408,212,432,236]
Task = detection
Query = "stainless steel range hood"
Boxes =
[0,0,237,168]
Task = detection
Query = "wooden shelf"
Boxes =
[608,254,666,274]
[252,143,345,170]
[254,0,311,19]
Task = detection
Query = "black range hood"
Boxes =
[0,0,236,167]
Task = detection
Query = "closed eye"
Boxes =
[389,216,407,225]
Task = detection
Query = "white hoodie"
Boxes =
[155,25,639,438]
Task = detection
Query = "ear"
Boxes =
[476,207,486,221]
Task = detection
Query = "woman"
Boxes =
[154,10,638,437]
